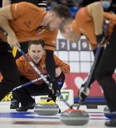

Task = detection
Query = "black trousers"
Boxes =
[95,26,116,112]
[83,47,104,88]
[0,41,20,101]
[12,73,65,106]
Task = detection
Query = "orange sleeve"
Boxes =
[44,30,58,51]
[0,32,7,42]
[103,12,116,41]
[54,55,70,73]
[16,56,26,75]
[104,12,116,22]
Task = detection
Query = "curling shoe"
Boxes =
[10,99,19,109]
[105,119,116,127]
[16,102,35,112]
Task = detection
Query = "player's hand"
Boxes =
[7,33,20,47]
[78,84,90,101]
[96,33,106,45]
[52,80,60,95]
[55,67,62,77]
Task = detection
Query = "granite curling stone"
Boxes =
[60,108,89,125]
[34,100,59,116]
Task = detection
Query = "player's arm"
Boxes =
[87,2,104,35]
[16,57,25,75]
[0,5,19,46]
[0,5,14,35]
[54,55,70,77]
[2,0,11,7]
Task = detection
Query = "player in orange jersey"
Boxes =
[2,0,47,58]
[0,2,71,103]
[10,40,70,112]
[59,2,116,126]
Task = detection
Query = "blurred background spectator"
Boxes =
[46,0,116,17]
[47,0,83,17]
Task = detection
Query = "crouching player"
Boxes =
[10,40,70,112]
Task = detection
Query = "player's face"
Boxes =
[61,30,81,42]
[62,23,81,42]
[28,44,44,64]
[46,16,64,31]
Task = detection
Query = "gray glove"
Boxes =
[96,20,109,45]
[78,85,90,101]
[96,33,106,45]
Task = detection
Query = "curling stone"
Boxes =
[104,106,116,119]
[60,108,89,125]
[34,100,59,116]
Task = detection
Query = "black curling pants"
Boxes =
[0,41,20,101]
[82,46,104,88]
[12,73,65,106]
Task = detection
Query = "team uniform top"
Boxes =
[16,53,70,85]
[72,6,116,50]
[0,2,57,51]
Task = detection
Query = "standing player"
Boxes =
[0,2,72,103]
[59,2,116,126]
[2,0,47,107]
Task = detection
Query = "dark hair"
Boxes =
[28,40,45,49]
[51,4,72,19]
